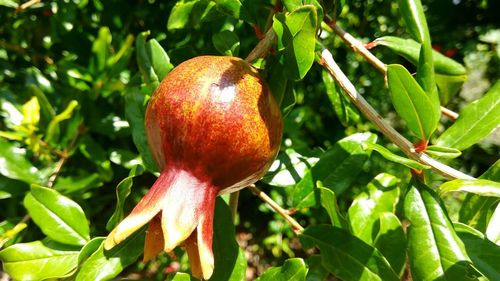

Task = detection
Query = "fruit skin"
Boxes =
[145,55,283,193]
[105,56,282,280]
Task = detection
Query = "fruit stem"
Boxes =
[248,184,304,233]
[229,191,239,223]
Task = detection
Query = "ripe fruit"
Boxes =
[105,56,283,279]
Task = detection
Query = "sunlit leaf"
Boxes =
[0,138,42,184]
[24,185,90,246]
[437,80,500,151]
[404,180,476,281]
[348,173,400,244]
[0,240,79,281]
[362,142,430,170]
[372,213,406,277]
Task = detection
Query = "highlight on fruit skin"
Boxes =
[104,56,283,280]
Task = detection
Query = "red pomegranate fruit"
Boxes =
[105,56,283,279]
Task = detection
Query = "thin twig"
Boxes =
[327,19,459,120]
[248,184,305,233]
[229,191,240,223]
[320,47,474,180]
[245,29,277,63]
[17,0,41,11]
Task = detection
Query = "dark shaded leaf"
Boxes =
[300,226,399,281]
[255,258,307,281]
[212,30,240,56]
[372,212,406,277]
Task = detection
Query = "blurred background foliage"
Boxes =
[0,0,499,279]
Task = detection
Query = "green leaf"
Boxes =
[459,160,500,232]
[76,229,145,281]
[124,86,158,173]
[169,272,194,281]
[396,0,430,44]
[78,237,105,264]
[486,204,500,245]
[347,173,400,244]
[435,73,468,105]
[146,39,174,81]
[425,145,462,159]
[214,0,255,23]
[79,135,113,182]
[167,0,218,30]
[53,173,103,194]
[322,70,360,127]
[0,138,42,184]
[374,36,467,76]
[263,148,319,187]
[267,61,296,114]
[455,222,500,280]
[305,255,328,281]
[300,226,399,281]
[136,31,174,85]
[24,185,90,246]
[0,176,29,199]
[273,5,317,80]
[0,0,18,8]
[0,240,80,281]
[387,64,440,140]
[362,142,430,170]
[372,213,406,277]
[209,198,247,281]
[319,187,347,229]
[0,221,27,249]
[90,27,112,74]
[283,0,324,26]
[436,80,500,151]
[439,179,500,198]
[45,100,79,145]
[212,30,240,56]
[106,165,145,230]
[404,180,476,281]
[255,258,307,281]
[292,132,377,208]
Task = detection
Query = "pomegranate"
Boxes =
[105,56,283,279]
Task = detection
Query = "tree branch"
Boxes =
[326,19,459,121]
[245,28,277,63]
[320,47,474,180]
[248,184,305,233]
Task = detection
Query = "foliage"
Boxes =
[0,0,499,280]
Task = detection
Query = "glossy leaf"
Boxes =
[0,138,42,184]
[404,180,475,281]
[45,100,79,145]
[136,31,174,85]
[300,225,399,281]
[212,30,240,56]
[459,159,499,232]
[0,240,80,281]
[348,173,400,244]
[439,179,500,198]
[387,64,440,140]
[263,148,319,187]
[273,5,317,80]
[436,80,500,151]
[396,0,429,43]
[169,272,194,281]
[486,204,500,245]
[292,133,377,208]
[124,85,158,173]
[283,0,324,26]
[106,165,145,230]
[209,198,247,281]
[76,229,145,281]
[78,237,105,264]
[362,142,430,170]
[24,185,90,246]
[255,258,307,281]
[167,0,217,30]
[319,187,347,229]
[425,145,462,159]
[455,222,500,280]
[372,213,406,277]
[374,36,467,76]
[0,222,27,249]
